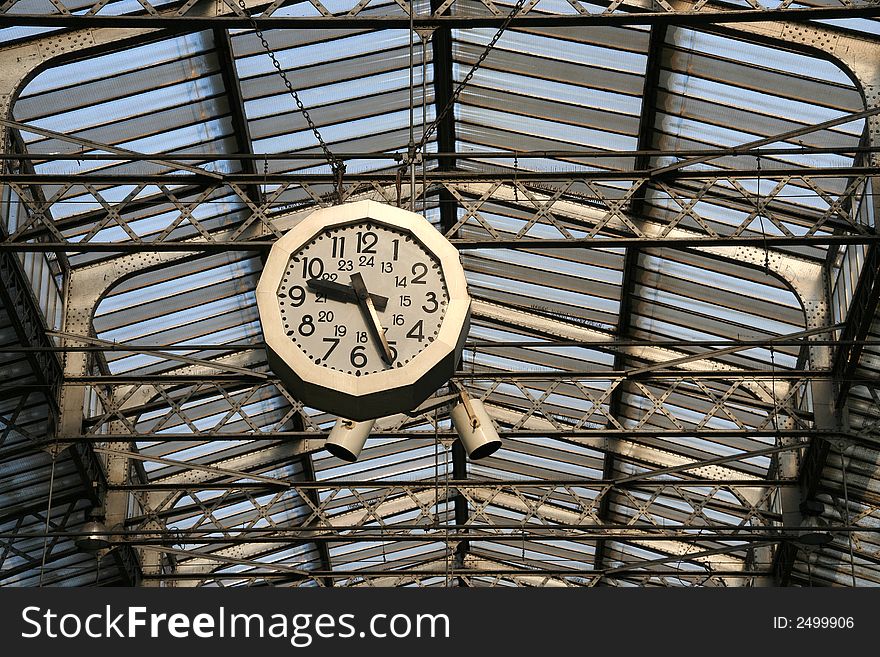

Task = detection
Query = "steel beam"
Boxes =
[1,336,879,354]
[55,429,859,441]
[1,6,878,29]
[0,251,62,413]
[751,14,880,585]
[450,439,469,578]
[431,0,468,555]
[594,23,667,576]
[3,234,880,253]
[56,369,843,383]
[107,478,793,490]
[12,529,837,542]
[213,28,262,206]
[142,569,766,582]
[3,145,879,163]
[833,244,880,407]
[1,166,874,184]
[300,451,334,587]
[0,226,145,583]
[429,0,458,233]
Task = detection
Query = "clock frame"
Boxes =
[256,200,471,421]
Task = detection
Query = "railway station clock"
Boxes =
[256,200,471,421]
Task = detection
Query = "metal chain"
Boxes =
[514,152,519,201]
[416,0,529,154]
[235,0,345,200]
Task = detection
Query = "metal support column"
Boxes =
[429,0,458,233]
[593,24,667,577]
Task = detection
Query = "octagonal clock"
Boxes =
[256,200,471,421]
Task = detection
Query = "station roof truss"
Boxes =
[0,0,879,587]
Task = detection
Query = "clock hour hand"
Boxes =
[306,277,388,312]
[349,272,395,365]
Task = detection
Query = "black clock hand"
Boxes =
[306,278,388,312]
[350,272,395,365]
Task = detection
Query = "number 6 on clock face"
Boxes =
[256,201,471,421]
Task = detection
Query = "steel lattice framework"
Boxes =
[0,0,879,588]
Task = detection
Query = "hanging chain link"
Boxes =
[235,0,345,202]
[513,152,519,201]
[416,0,529,154]
[237,0,526,200]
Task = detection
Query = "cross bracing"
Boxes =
[0,0,879,587]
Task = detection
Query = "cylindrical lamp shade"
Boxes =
[450,398,502,460]
[326,418,375,462]
[76,519,111,553]
[796,515,833,547]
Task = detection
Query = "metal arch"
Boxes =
[716,14,880,586]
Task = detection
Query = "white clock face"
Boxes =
[276,221,449,376]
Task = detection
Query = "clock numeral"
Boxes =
[357,231,378,254]
[388,340,397,362]
[315,293,327,304]
[392,238,400,261]
[337,259,354,271]
[321,338,340,360]
[411,262,428,285]
[301,257,325,280]
[288,285,306,307]
[406,320,425,341]
[318,310,334,323]
[381,261,393,273]
[334,325,347,337]
[394,276,407,288]
[298,315,315,337]
[356,331,368,344]
[350,345,368,368]
[392,313,405,326]
[331,235,345,258]
[422,291,439,313]
[399,295,411,307]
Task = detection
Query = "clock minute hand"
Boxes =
[349,272,395,365]
[306,277,388,312]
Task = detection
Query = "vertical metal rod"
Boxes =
[409,0,416,212]
[39,453,57,586]
[841,449,857,587]
[433,407,440,523]
[445,441,451,588]
[421,30,428,215]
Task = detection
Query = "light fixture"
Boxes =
[795,499,833,547]
[76,518,111,553]
[796,518,834,547]
[450,390,502,460]
[324,390,503,462]
[325,418,375,462]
